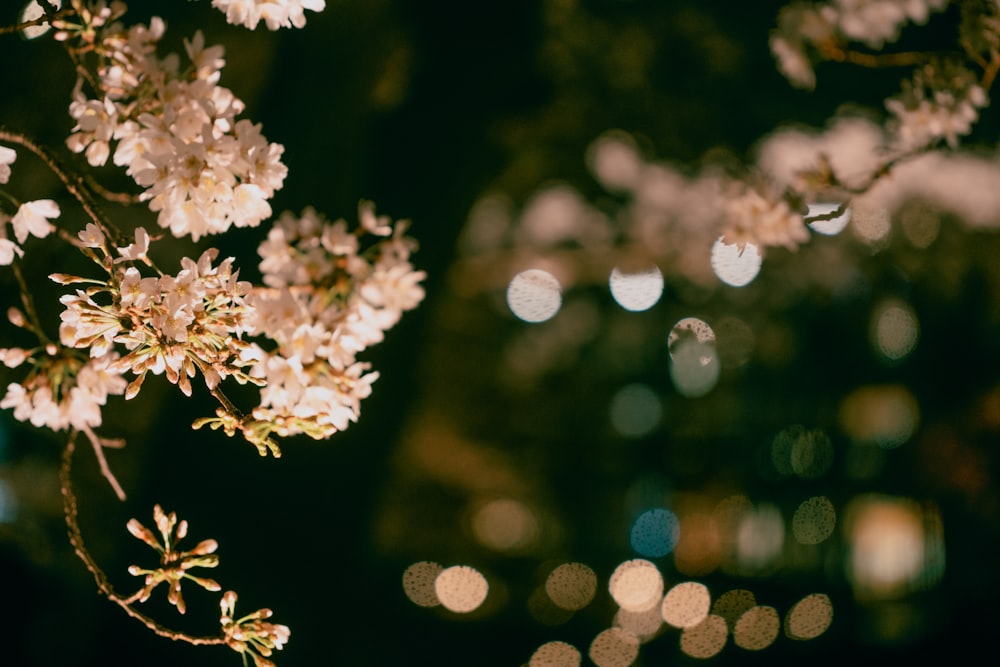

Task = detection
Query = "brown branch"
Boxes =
[0,7,73,37]
[0,128,126,246]
[819,41,933,68]
[9,256,53,345]
[84,174,142,205]
[981,48,1000,92]
[803,202,850,224]
[60,433,227,647]
[80,425,126,501]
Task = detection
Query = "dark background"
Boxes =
[1,1,998,665]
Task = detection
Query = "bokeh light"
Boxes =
[712,589,757,631]
[713,495,753,572]
[784,593,834,640]
[791,495,836,545]
[899,202,940,248]
[735,503,785,574]
[471,498,540,553]
[669,340,721,398]
[528,586,575,626]
[614,603,664,642]
[588,627,641,667]
[661,581,711,629]
[586,130,644,192]
[435,565,489,613]
[667,318,720,398]
[20,0,61,40]
[770,425,834,479]
[530,641,582,667]
[460,193,512,254]
[609,265,664,312]
[668,317,716,357]
[839,385,919,449]
[732,605,780,650]
[609,383,662,438]
[519,185,589,246]
[608,559,663,612]
[851,203,891,244]
[673,510,723,576]
[545,562,598,611]
[870,299,919,363]
[711,237,762,287]
[806,202,851,235]
[629,508,680,558]
[714,316,755,369]
[402,561,444,608]
[507,269,562,322]
[844,495,944,600]
[679,614,729,659]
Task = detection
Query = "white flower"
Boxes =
[11,199,59,244]
[0,239,23,266]
[0,146,16,184]
[770,35,815,90]
[116,227,152,263]
[359,200,393,236]
[721,186,809,252]
[211,0,326,31]
[0,347,29,369]
[78,223,106,248]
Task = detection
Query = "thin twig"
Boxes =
[84,174,142,205]
[0,8,73,36]
[9,257,53,345]
[821,43,933,68]
[981,48,1000,91]
[60,434,227,647]
[0,128,126,246]
[81,425,126,501]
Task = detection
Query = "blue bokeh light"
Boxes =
[630,508,680,558]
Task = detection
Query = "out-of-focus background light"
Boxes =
[588,627,640,667]
[711,238,762,286]
[507,269,563,322]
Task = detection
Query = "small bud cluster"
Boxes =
[220,590,291,667]
[126,504,221,615]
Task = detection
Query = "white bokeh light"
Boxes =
[435,565,489,613]
[806,202,851,235]
[711,237,761,287]
[609,265,664,312]
[507,269,562,322]
[608,559,663,612]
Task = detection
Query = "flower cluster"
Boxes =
[720,184,810,253]
[0,339,127,433]
[65,12,287,240]
[56,225,260,399]
[126,504,221,615]
[770,0,949,90]
[0,3,422,664]
[886,58,989,149]
[220,590,291,667]
[211,0,326,31]
[235,203,426,443]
